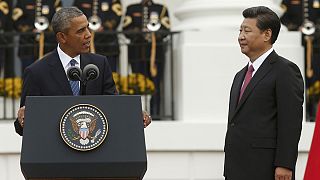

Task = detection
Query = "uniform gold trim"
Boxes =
[123,16,132,28]
[54,0,61,8]
[19,25,32,32]
[160,6,167,19]
[112,3,122,16]
[161,16,170,29]
[104,19,116,29]
[90,32,96,53]
[42,5,50,15]
[150,32,157,77]
[280,4,287,12]
[291,0,300,5]
[0,1,9,15]
[305,36,314,78]
[314,0,320,8]
[12,8,23,21]
[101,2,109,11]
[39,32,45,59]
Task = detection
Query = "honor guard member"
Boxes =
[123,0,170,117]
[73,0,122,72]
[0,0,11,75]
[281,0,320,121]
[280,0,304,30]
[12,0,62,73]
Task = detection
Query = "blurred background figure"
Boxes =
[12,0,62,73]
[123,0,170,118]
[0,0,13,77]
[281,0,320,121]
[73,0,122,72]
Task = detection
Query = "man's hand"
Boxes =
[142,110,152,128]
[17,106,25,127]
[275,167,292,180]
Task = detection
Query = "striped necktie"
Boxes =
[69,59,80,96]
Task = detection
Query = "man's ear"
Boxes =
[56,32,66,44]
[264,29,272,42]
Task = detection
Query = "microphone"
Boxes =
[67,66,82,81]
[83,64,99,81]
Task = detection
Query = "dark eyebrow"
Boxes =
[241,25,252,30]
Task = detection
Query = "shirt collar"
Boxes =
[57,44,80,68]
[248,47,273,74]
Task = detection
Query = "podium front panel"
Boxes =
[21,95,147,180]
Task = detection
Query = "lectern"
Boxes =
[20,95,147,180]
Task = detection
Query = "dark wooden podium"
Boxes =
[21,95,147,180]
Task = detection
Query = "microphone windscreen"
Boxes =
[67,66,82,81]
[83,64,99,81]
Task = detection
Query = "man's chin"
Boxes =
[240,49,248,55]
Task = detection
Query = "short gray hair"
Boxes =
[51,7,84,34]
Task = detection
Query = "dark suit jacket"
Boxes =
[14,49,118,136]
[224,51,304,180]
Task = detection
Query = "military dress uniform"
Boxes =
[281,0,320,121]
[0,0,10,33]
[123,0,170,117]
[0,0,10,73]
[0,0,11,75]
[281,0,320,30]
[73,0,122,72]
[12,0,62,73]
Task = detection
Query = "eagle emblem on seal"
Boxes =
[70,112,99,145]
[60,104,108,151]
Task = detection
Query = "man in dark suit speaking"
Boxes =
[14,7,151,136]
[224,6,304,180]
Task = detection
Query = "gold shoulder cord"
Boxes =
[89,0,100,53]
[149,4,165,78]
[0,1,9,15]
[37,0,45,59]
[150,31,157,77]
[302,0,316,78]
[150,2,169,77]
[306,36,314,78]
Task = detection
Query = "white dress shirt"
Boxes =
[57,44,81,78]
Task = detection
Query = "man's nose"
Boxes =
[238,34,245,41]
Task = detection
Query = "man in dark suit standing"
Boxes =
[224,6,304,180]
[14,7,151,136]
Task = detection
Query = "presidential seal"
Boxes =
[60,104,108,151]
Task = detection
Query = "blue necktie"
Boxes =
[69,59,80,96]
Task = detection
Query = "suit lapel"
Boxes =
[47,50,73,95]
[230,51,277,121]
[80,53,93,93]
[80,53,91,70]
[229,66,247,120]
